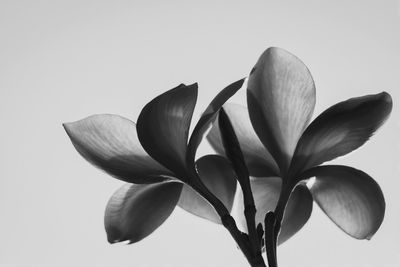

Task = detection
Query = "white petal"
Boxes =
[247,47,316,173]
[105,181,182,243]
[64,114,171,183]
[308,165,385,239]
[291,92,392,175]
[137,83,198,179]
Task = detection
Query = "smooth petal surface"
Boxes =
[278,184,313,244]
[105,181,183,244]
[187,79,245,164]
[291,92,393,174]
[207,103,279,177]
[137,83,198,179]
[178,155,237,223]
[64,114,171,184]
[306,165,385,239]
[247,47,316,173]
[233,177,312,244]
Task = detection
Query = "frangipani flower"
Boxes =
[64,80,246,243]
[208,47,392,244]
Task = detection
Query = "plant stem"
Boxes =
[224,219,266,267]
[187,108,269,266]
[244,203,260,253]
[263,181,293,266]
[189,170,263,266]
[220,214,254,265]
[264,212,278,267]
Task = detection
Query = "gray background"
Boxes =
[0,0,399,266]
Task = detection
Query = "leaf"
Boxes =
[137,83,198,179]
[291,92,393,175]
[178,155,237,223]
[105,181,183,244]
[64,114,171,184]
[207,103,278,177]
[306,165,385,239]
[247,47,316,173]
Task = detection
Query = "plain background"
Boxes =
[0,0,399,266]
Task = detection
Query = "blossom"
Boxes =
[64,81,246,243]
[208,47,392,243]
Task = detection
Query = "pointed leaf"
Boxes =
[307,165,385,239]
[178,155,237,223]
[207,103,278,177]
[291,92,393,174]
[187,78,245,164]
[233,177,312,244]
[247,47,316,172]
[64,114,171,184]
[137,83,198,179]
[105,181,183,244]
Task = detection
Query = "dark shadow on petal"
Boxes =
[64,114,172,184]
[105,181,183,244]
[247,47,316,173]
[278,184,313,245]
[291,92,392,175]
[137,83,198,179]
[303,165,385,239]
[187,79,245,165]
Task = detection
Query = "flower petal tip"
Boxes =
[107,237,118,244]
[63,121,80,142]
[184,82,199,90]
[379,91,393,106]
[62,121,72,134]
[63,120,82,143]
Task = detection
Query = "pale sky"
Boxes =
[0,0,399,266]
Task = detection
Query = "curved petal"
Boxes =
[247,47,316,173]
[233,177,312,245]
[187,78,245,164]
[291,92,393,175]
[207,103,279,177]
[278,184,313,244]
[105,181,183,244]
[306,165,385,239]
[178,155,237,223]
[137,83,198,179]
[64,114,171,184]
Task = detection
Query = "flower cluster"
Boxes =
[64,47,392,266]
